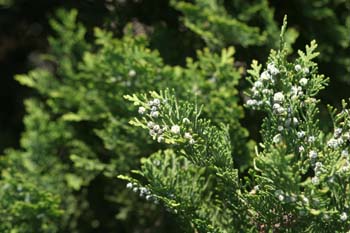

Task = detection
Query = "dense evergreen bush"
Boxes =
[0,1,349,232]
[122,20,350,231]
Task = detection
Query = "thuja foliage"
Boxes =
[277,0,350,83]
[172,0,349,83]
[0,9,250,232]
[170,0,302,60]
[1,2,350,233]
[171,0,291,49]
[123,19,350,232]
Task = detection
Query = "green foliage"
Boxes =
[172,0,276,48]
[251,33,350,231]
[125,89,234,169]
[2,8,249,232]
[278,0,350,83]
[121,150,218,232]
[172,0,299,54]
[172,0,349,87]
[124,19,350,232]
[0,101,69,232]
[123,90,246,232]
[0,171,62,233]
[2,1,350,232]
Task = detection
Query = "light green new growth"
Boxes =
[124,19,350,232]
[2,4,350,232]
[1,9,249,232]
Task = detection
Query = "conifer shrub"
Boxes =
[0,2,349,233]
[122,18,350,232]
[0,8,250,232]
[172,0,350,84]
